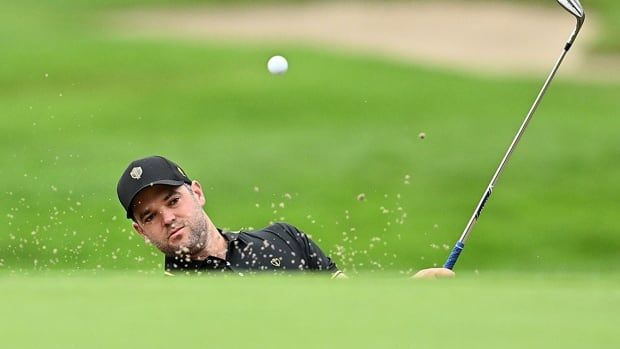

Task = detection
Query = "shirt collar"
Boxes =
[221,230,248,262]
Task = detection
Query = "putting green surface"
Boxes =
[2,272,618,348]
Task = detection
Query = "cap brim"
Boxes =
[126,179,187,219]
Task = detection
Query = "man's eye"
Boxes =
[170,197,179,206]
[144,214,154,223]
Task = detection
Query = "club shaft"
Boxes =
[443,46,570,270]
[460,47,568,244]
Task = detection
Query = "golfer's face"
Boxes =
[131,184,203,251]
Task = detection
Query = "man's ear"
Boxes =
[190,180,206,206]
[133,222,146,238]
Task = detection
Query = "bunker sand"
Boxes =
[108,1,618,81]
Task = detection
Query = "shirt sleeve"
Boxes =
[275,222,339,273]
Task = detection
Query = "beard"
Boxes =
[152,204,209,258]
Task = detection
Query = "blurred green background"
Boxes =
[1,0,619,274]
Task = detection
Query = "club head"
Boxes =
[557,0,585,23]
[557,0,585,47]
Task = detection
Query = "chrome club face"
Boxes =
[557,0,585,20]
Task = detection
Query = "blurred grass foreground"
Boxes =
[0,273,618,349]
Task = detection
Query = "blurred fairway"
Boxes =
[1,272,619,348]
[1,0,619,275]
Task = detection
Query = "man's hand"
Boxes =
[412,267,455,279]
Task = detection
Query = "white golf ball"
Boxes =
[267,55,288,75]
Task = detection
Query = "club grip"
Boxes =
[443,241,465,270]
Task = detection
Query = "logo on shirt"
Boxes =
[130,166,143,180]
[270,258,281,267]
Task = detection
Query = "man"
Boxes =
[117,156,453,279]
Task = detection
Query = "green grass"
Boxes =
[1,272,619,348]
[0,0,619,274]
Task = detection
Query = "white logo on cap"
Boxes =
[130,167,143,180]
[177,167,185,177]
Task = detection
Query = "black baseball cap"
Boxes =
[117,156,192,219]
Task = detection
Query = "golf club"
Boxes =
[443,0,586,270]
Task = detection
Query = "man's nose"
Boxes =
[161,208,176,225]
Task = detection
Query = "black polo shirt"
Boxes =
[164,222,339,275]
